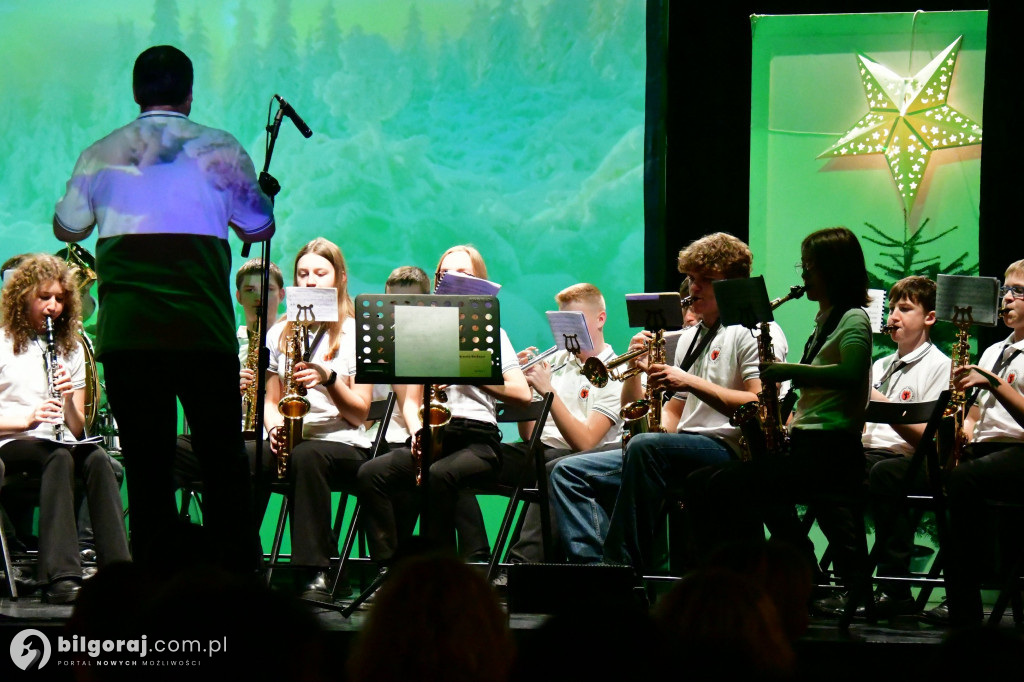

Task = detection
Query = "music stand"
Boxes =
[713,276,773,330]
[625,292,686,332]
[935,275,1001,328]
[327,292,503,616]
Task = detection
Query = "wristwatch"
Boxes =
[322,370,337,387]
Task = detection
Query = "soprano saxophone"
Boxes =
[730,285,805,460]
[276,324,310,478]
[242,321,260,435]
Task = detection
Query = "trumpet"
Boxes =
[581,345,649,388]
[520,345,558,371]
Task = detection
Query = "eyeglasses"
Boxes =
[794,261,815,274]
[1000,285,1024,300]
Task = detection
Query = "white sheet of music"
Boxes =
[864,289,887,333]
[544,310,594,352]
[285,287,340,322]
[394,305,460,378]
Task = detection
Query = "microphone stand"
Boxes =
[243,100,286,579]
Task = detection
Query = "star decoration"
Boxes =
[818,36,983,212]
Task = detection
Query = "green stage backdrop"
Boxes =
[0,0,647,554]
[749,11,986,359]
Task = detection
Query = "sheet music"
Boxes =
[863,289,887,333]
[936,274,1000,327]
[394,306,461,377]
[285,287,339,322]
[434,271,501,297]
[544,311,594,352]
[663,329,687,363]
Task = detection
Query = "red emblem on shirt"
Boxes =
[1008,372,1017,385]
[579,387,590,400]
[899,387,914,402]
[710,347,721,362]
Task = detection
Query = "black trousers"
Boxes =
[0,440,129,583]
[103,350,258,574]
[945,442,1024,623]
[288,439,370,568]
[867,451,925,597]
[357,418,501,563]
[688,430,865,586]
[173,434,275,524]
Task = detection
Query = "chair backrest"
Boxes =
[496,392,554,451]
[366,392,397,460]
[865,389,952,496]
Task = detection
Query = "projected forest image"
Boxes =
[0,0,647,347]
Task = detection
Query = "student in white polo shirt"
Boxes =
[552,232,787,569]
[500,282,623,563]
[939,258,1024,626]
[847,276,950,617]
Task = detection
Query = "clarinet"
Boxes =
[43,317,66,443]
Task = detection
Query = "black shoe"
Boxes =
[812,592,849,617]
[80,548,97,563]
[43,578,81,605]
[921,600,949,625]
[856,592,919,618]
[300,571,336,603]
[9,566,39,595]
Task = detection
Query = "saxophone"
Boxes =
[415,384,451,485]
[276,324,310,478]
[242,322,260,435]
[620,329,668,449]
[43,317,66,443]
[938,312,972,472]
[730,285,805,460]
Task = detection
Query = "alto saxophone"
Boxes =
[43,317,66,443]
[620,329,668,449]
[276,324,310,478]
[415,385,451,485]
[939,314,972,472]
[730,285,805,460]
[242,321,260,435]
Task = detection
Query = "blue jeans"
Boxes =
[603,432,733,569]
[550,450,624,563]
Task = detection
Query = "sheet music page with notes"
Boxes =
[864,289,887,333]
[544,311,594,352]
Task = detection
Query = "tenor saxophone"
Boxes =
[938,319,972,472]
[730,285,805,460]
[620,329,668,449]
[415,385,451,485]
[276,324,310,478]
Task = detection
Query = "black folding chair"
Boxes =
[475,392,555,584]
[265,393,395,587]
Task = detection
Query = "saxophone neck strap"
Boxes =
[303,324,329,363]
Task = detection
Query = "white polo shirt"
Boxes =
[972,334,1024,444]
[267,316,371,448]
[442,328,521,426]
[862,342,951,455]
[0,332,87,449]
[536,346,623,451]
[672,320,789,454]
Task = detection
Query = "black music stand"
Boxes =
[325,292,503,616]
[625,292,685,332]
[714,276,773,330]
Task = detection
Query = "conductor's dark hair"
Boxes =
[133,45,193,107]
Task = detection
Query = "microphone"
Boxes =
[274,94,313,138]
